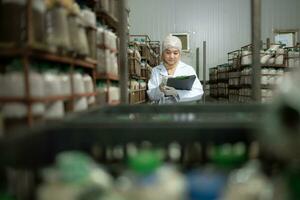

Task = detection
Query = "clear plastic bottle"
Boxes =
[83,74,95,105]
[37,151,114,200]
[45,1,71,52]
[221,160,273,200]
[43,66,64,119]
[2,60,27,118]
[73,71,88,111]
[117,149,186,200]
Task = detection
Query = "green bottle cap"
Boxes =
[128,149,162,175]
[210,143,247,169]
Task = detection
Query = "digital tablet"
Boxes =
[166,75,196,90]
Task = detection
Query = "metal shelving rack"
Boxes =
[90,0,124,105]
[0,0,127,128]
[128,35,160,104]
[0,49,97,127]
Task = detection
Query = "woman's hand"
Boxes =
[163,86,178,97]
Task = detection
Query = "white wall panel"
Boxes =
[128,0,300,79]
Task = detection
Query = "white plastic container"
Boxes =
[267,57,275,65]
[111,53,118,76]
[74,97,88,112]
[96,83,108,105]
[77,11,90,56]
[261,76,268,85]
[82,8,96,27]
[241,50,252,66]
[110,32,117,50]
[83,74,95,104]
[275,48,285,65]
[97,27,105,46]
[105,50,111,73]
[73,72,88,111]
[288,51,295,67]
[72,72,85,94]
[43,71,61,96]
[44,101,64,119]
[2,62,47,118]
[108,86,120,102]
[45,4,71,52]
[2,69,27,118]
[261,54,272,64]
[97,49,106,73]
[294,52,300,67]
[43,70,64,119]
[29,68,45,116]
[59,73,71,96]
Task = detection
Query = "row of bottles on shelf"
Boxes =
[239,67,285,85]
[129,80,147,91]
[0,0,119,66]
[96,24,119,76]
[128,44,153,79]
[287,47,300,68]
[130,37,161,67]
[0,59,95,119]
[228,89,275,103]
[129,80,147,104]
[241,44,285,66]
[230,44,300,68]
[131,39,160,58]
[210,67,286,85]
[97,48,118,76]
[1,0,92,55]
[5,142,296,200]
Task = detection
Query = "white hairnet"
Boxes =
[162,34,182,52]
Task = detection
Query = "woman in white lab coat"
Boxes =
[147,35,204,104]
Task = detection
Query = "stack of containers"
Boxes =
[43,65,65,119]
[96,27,119,77]
[108,85,120,103]
[128,44,142,77]
[1,60,45,119]
[209,67,218,98]
[72,71,88,112]
[129,80,139,104]
[96,82,108,105]
[82,8,97,59]
[128,47,135,75]
[139,81,147,102]
[83,74,95,105]
[217,64,229,100]
[66,3,89,56]
[0,61,96,120]
[45,0,72,53]
[239,67,284,103]
[228,71,240,103]
[287,47,300,68]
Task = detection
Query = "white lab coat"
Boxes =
[147,61,204,103]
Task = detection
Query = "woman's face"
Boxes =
[162,48,180,67]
